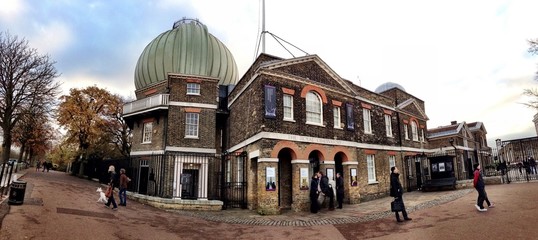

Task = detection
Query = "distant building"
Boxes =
[532,113,538,135]
[427,121,492,180]
[497,137,538,165]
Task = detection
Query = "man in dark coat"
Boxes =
[390,167,411,222]
[310,174,320,213]
[318,171,335,211]
[335,172,344,209]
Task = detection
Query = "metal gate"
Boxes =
[221,151,248,209]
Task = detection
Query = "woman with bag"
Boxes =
[104,165,118,210]
[390,167,411,222]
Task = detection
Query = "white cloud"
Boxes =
[29,21,73,56]
[0,0,26,23]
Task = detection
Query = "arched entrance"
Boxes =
[334,152,346,176]
[278,148,294,209]
[308,151,323,177]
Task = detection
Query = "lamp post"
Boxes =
[449,138,459,179]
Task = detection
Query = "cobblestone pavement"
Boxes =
[168,188,473,226]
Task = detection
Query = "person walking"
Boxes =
[318,171,335,211]
[473,163,494,212]
[119,168,130,206]
[309,174,320,213]
[390,166,412,222]
[335,172,344,209]
[104,165,118,210]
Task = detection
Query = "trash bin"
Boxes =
[8,181,26,205]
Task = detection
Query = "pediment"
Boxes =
[261,55,356,95]
[397,98,428,120]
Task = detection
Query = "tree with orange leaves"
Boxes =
[57,86,130,175]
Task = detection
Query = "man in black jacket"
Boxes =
[318,171,335,211]
[390,167,412,222]
[336,172,344,209]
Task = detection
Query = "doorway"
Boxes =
[278,149,293,209]
[415,161,422,190]
[181,169,198,199]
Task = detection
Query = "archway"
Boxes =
[308,150,323,177]
[278,148,294,209]
[334,152,346,177]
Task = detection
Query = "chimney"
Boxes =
[451,121,457,125]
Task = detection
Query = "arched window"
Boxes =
[306,91,323,125]
[411,121,419,141]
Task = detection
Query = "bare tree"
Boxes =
[0,32,60,164]
[102,95,131,158]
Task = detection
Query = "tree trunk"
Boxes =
[2,131,12,164]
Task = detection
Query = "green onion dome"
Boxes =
[134,18,238,89]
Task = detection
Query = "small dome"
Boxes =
[134,18,238,90]
[375,82,406,93]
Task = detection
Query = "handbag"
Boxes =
[105,186,113,198]
[391,200,404,212]
[317,192,325,206]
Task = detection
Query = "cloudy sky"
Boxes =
[1,0,538,147]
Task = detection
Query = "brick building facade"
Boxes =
[122,19,432,214]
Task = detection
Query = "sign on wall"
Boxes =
[300,168,309,190]
[346,103,354,130]
[264,85,276,118]
[350,168,358,187]
[266,167,276,191]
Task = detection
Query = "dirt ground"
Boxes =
[1,170,538,240]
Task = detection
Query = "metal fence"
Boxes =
[0,162,26,195]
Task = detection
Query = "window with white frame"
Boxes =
[411,121,419,141]
[404,124,409,139]
[421,129,425,142]
[186,83,200,95]
[385,114,393,137]
[367,155,376,183]
[333,106,341,128]
[283,94,294,120]
[363,108,372,134]
[237,157,244,182]
[185,113,199,138]
[306,91,322,125]
[142,122,153,143]
[226,160,231,182]
[389,155,396,170]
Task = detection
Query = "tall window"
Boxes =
[333,107,341,128]
[363,109,372,134]
[186,83,200,95]
[142,122,153,143]
[389,156,396,170]
[421,129,425,142]
[306,91,322,125]
[283,94,294,120]
[185,113,199,138]
[237,157,244,182]
[385,114,393,137]
[404,124,409,139]
[367,155,376,183]
[411,121,419,141]
[226,160,231,182]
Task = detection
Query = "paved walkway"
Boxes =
[1,168,474,227]
[169,188,473,226]
[5,168,538,240]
